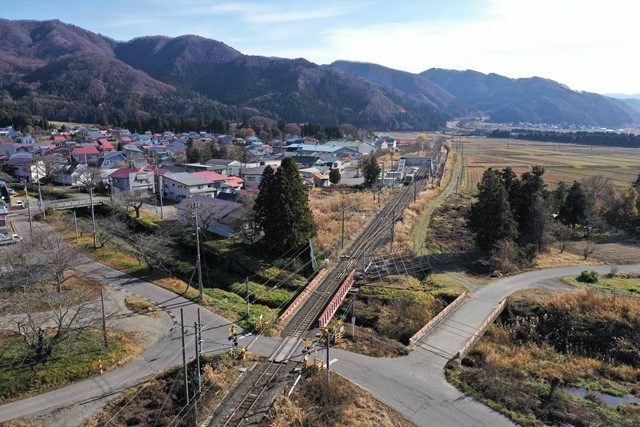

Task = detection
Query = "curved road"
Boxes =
[330,264,640,426]
[2,214,639,425]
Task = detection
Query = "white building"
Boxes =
[162,172,220,201]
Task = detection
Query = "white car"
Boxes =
[13,200,25,209]
[0,233,22,245]
[8,188,16,195]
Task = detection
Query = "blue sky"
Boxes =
[2,0,639,94]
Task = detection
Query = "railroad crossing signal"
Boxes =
[228,326,239,347]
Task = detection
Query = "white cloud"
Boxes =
[269,0,640,93]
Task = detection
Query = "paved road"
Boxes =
[0,217,279,423]
[326,264,640,426]
[3,213,639,425]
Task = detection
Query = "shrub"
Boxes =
[577,270,599,284]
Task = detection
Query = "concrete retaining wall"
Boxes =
[409,291,469,347]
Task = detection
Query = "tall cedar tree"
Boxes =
[468,169,518,253]
[361,156,381,187]
[516,166,547,248]
[254,159,316,253]
[329,168,341,185]
[559,181,590,226]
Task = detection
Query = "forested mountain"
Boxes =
[420,69,635,127]
[328,60,462,113]
[0,19,635,130]
[0,19,446,130]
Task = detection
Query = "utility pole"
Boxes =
[100,287,108,349]
[89,186,97,248]
[159,175,164,220]
[193,320,200,422]
[340,200,345,249]
[24,185,33,240]
[324,329,331,387]
[245,277,250,317]
[194,205,203,301]
[36,163,45,220]
[351,292,356,341]
[72,210,79,243]
[390,210,395,250]
[180,309,189,405]
[413,179,417,203]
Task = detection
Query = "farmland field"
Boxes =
[459,137,640,192]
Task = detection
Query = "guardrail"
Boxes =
[318,269,356,328]
[278,269,327,324]
[409,291,469,347]
[455,298,507,361]
[44,197,110,210]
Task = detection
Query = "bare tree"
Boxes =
[76,168,103,247]
[130,230,176,271]
[555,224,577,254]
[580,240,597,260]
[35,154,65,183]
[112,190,149,218]
[16,293,100,365]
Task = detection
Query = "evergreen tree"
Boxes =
[329,168,341,185]
[254,166,276,226]
[116,141,124,151]
[254,159,316,253]
[552,181,568,212]
[516,166,547,248]
[559,181,590,226]
[361,156,381,187]
[468,169,518,253]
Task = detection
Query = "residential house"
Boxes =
[8,153,45,183]
[291,155,322,169]
[72,146,100,165]
[162,172,221,201]
[239,166,270,188]
[97,139,115,152]
[299,167,330,187]
[191,171,243,191]
[54,163,88,186]
[97,151,127,169]
[176,195,250,239]
[109,167,155,193]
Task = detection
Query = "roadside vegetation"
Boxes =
[562,269,640,295]
[268,371,414,426]
[333,274,464,357]
[90,352,249,427]
[0,330,139,404]
[446,289,640,426]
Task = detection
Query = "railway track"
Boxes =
[212,149,443,426]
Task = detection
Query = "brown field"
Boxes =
[459,137,640,192]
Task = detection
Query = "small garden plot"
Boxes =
[333,275,464,357]
[446,290,640,427]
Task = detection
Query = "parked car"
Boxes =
[8,188,16,195]
[12,200,25,209]
[0,233,22,245]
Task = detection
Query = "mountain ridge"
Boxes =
[0,19,635,130]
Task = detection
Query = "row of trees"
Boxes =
[468,166,548,268]
[489,129,640,149]
[469,164,640,271]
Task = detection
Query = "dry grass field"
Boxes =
[460,137,640,192]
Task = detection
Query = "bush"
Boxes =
[577,270,599,284]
